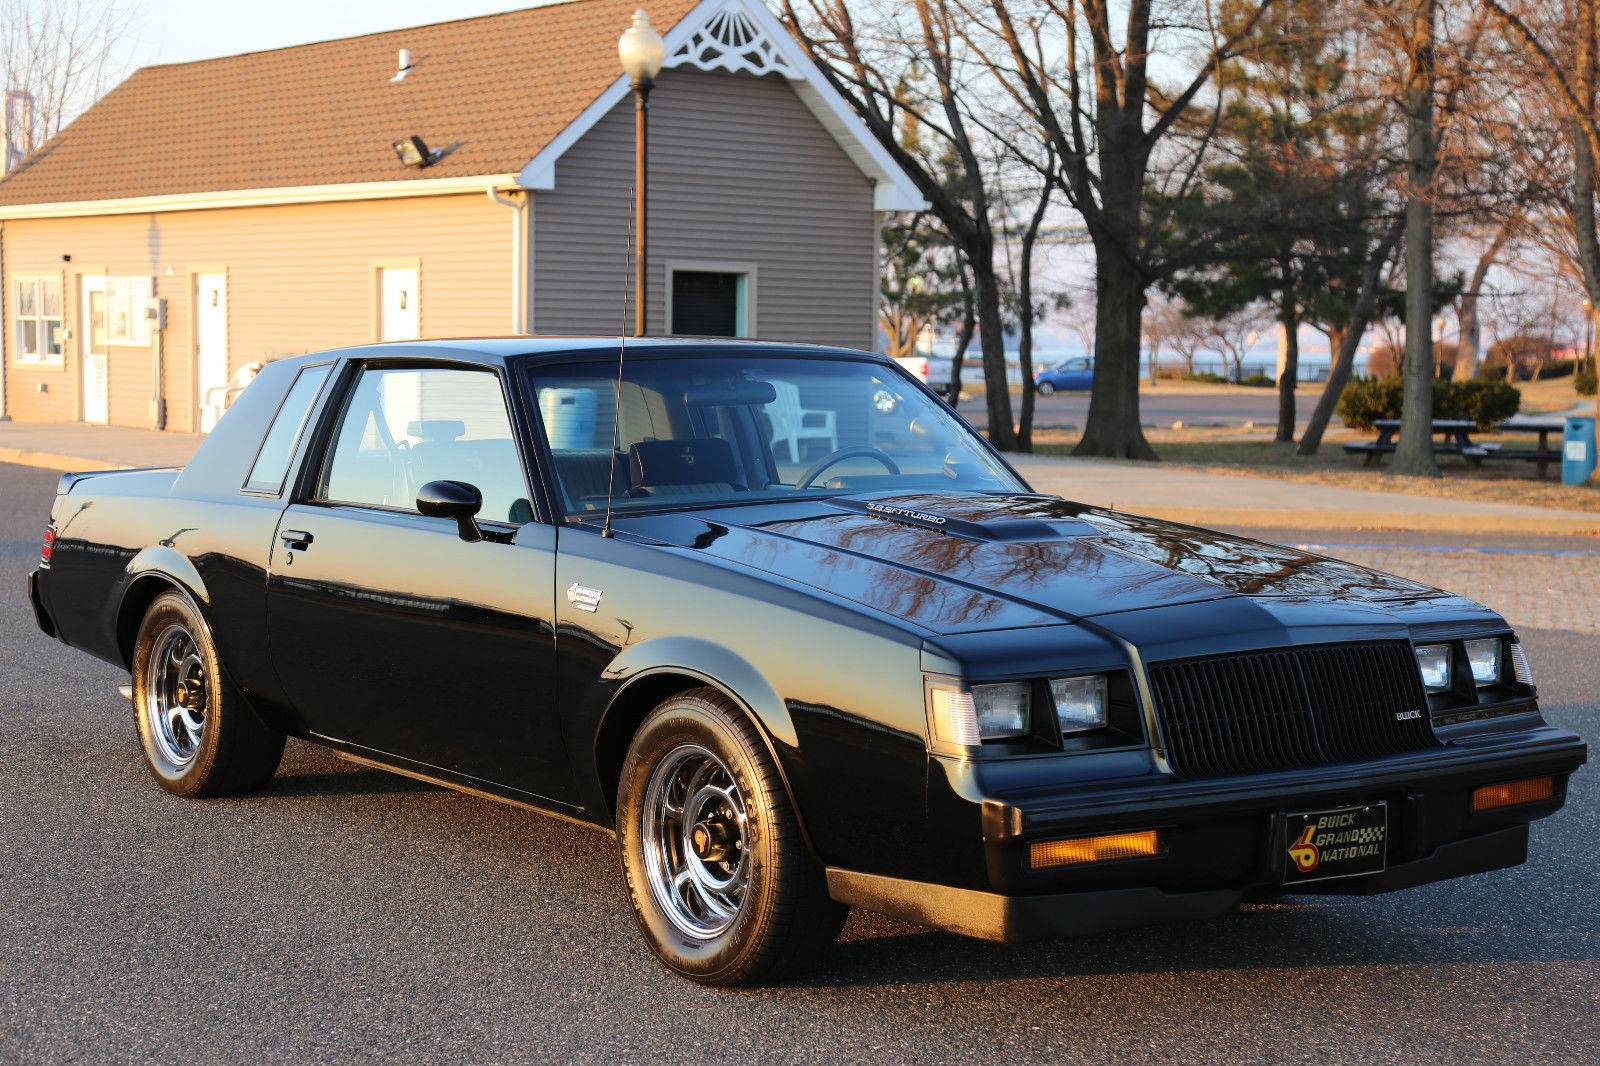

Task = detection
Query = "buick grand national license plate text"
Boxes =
[1283,803,1388,885]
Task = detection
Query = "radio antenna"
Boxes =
[601,187,635,539]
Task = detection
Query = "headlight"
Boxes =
[1050,674,1108,734]
[971,682,1031,738]
[1463,637,1501,686]
[1415,644,1452,691]
[929,683,1030,746]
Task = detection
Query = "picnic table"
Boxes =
[1343,417,1565,478]
[1489,417,1567,479]
[1344,419,1483,466]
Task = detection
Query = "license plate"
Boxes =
[1282,803,1388,885]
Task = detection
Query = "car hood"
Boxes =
[611,492,1444,633]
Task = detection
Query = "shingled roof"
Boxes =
[0,0,701,207]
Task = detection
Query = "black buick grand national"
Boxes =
[29,339,1586,986]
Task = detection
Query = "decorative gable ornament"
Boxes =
[518,0,923,210]
[665,4,797,79]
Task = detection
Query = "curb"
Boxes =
[1128,507,1600,536]
[0,447,129,473]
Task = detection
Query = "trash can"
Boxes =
[1564,415,1597,485]
[539,387,598,450]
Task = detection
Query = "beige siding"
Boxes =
[533,67,876,349]
[4,194,515,430]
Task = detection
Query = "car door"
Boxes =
[1065,358,1093,389]
[264,361,574,803]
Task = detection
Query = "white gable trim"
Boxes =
[0,174,525,220]
[518,0,922,211]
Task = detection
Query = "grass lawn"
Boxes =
[969,372,1590,412]
[1030,435,1600,513]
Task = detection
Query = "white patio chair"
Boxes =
[767,379,838,463]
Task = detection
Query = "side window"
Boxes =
[319,366,532,523]
[244,364,331,494]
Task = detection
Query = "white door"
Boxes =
[196,274,228,432]
[79,276,109,424]
[378,267,419,341]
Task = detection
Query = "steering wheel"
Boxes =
[794,446,901,489]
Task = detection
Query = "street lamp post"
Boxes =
[619,10,664,338]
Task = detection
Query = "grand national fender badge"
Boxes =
[566,582,603,613]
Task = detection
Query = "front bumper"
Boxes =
[826,824,1530,942]
[830,721,1584,941]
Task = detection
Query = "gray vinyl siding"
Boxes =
[532,67,876,349]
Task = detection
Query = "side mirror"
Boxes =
[417,480,483,543]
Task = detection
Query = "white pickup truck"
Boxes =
[892,355,951,396]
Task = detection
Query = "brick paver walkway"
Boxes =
[1298,543,1600,633]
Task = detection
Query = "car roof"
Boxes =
[270,336,884,371]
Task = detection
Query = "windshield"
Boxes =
[525,353,1023,516]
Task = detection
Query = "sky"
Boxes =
[116,1,1579,370]
[130,1,551,66]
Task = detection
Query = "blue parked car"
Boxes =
[1035,357,1093,394]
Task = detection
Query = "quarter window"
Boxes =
[14,276,63,361]
[244,364,332,494]
[319,366,532,524]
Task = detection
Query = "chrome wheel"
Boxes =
[144,623,207,767]
[642,743,750,940]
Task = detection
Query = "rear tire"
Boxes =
[131,590,285,797]
[617,688,845,986]
[1036,380,1055,396]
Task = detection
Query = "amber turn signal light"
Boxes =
[1030,830,1160,870]
[1472,777,1554,811]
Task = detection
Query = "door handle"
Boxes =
[280,529,313,549]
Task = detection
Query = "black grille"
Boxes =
[1146,642,1439,777]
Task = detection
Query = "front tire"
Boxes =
[131,590,285,797]
[617,688,844,986]
[1036,380,1056,396]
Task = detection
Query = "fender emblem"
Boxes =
[566,582,603,613]
[1395,709,1423,722]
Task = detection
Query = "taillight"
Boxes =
[40,526,54,568]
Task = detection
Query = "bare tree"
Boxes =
[956,0,1284,459]
[783,0,1026,449]
[0,0,139,168]
[1198,308,1269,382]
[1453,220,1516,380]
[1297,217,1407,454]
[1384,0,1443,477]
[1480,0,1600,478]
[1159,307,1210,378]
[996,150,1056,450]
[1140,297,1186,383]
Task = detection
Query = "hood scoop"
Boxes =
[833,495,1095,543]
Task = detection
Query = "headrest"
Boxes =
[407,419,465,441]
[629,438,739,489]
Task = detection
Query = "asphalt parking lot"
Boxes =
[3,460,1595,1065]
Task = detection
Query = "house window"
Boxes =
[14,276,63,362]
[667,263,756,337]
[104,276,153,345]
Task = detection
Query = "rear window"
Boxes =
[243,364,331,494]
